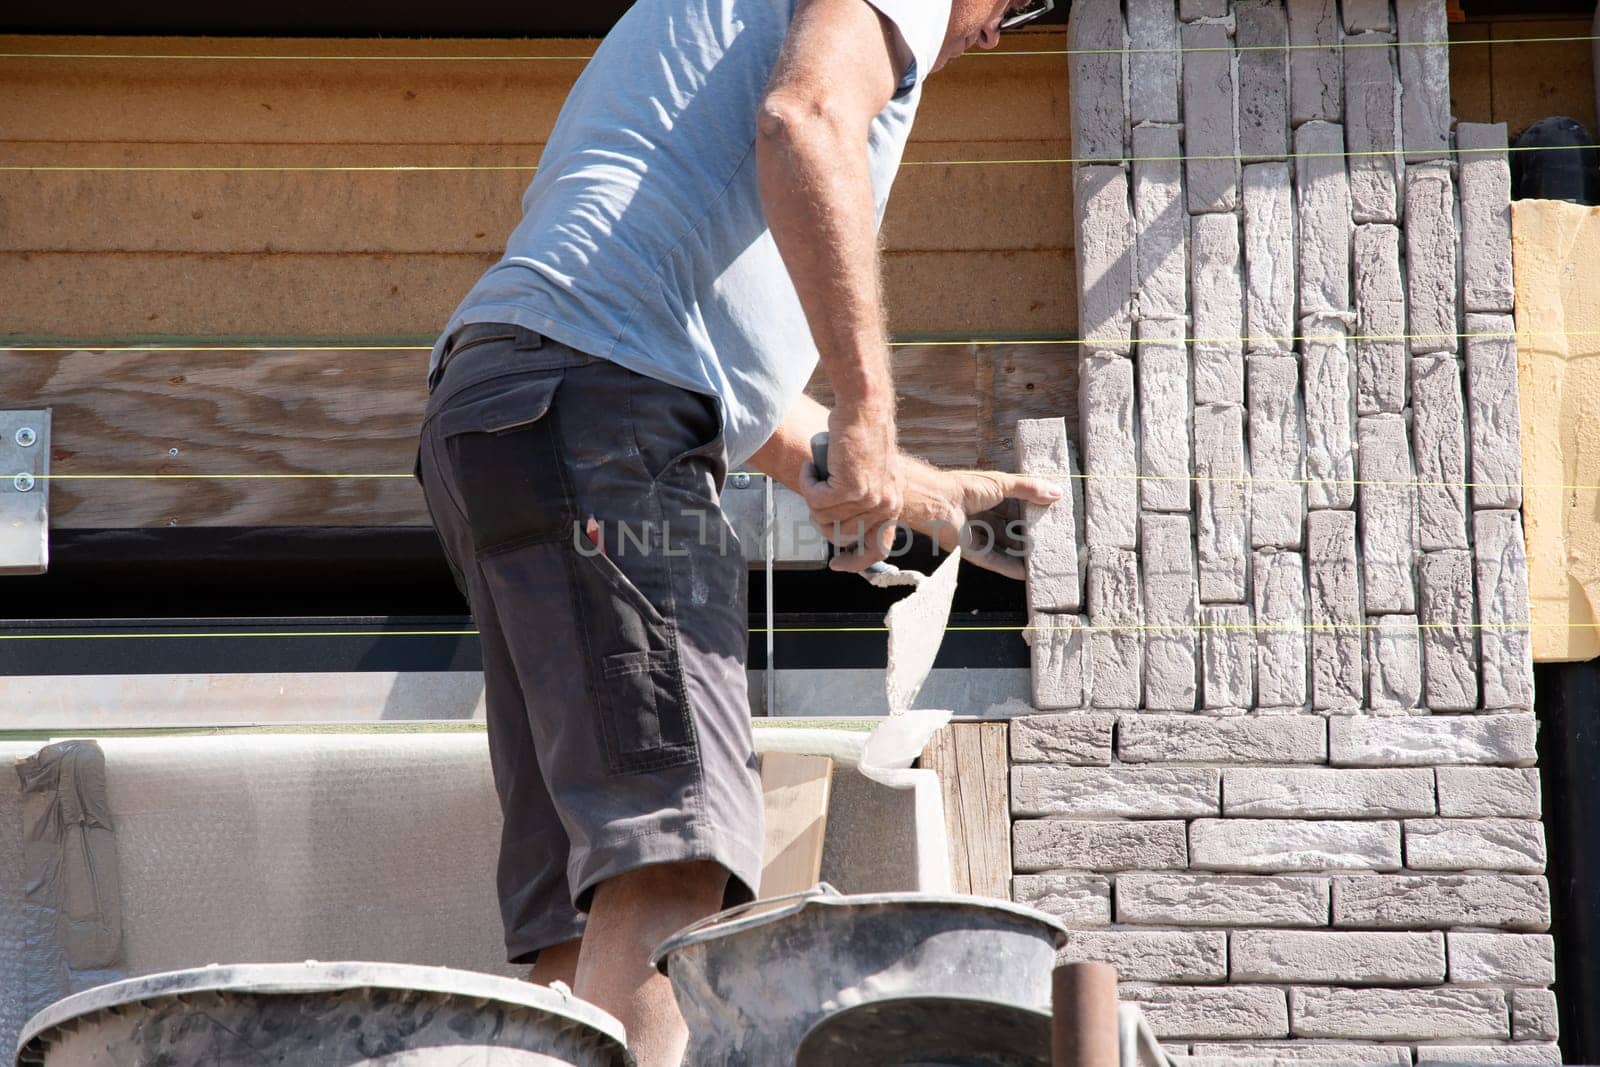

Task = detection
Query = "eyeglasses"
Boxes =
[999,0,1054,31]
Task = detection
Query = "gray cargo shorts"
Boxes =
[415,322,764,963]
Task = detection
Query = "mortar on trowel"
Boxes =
[646,437,1066,1066]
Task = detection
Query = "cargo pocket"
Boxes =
[571,548,699,775]
[438,375,570,556]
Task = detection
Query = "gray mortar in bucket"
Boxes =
[652,884,1067,1065]
[14,961,631,1066]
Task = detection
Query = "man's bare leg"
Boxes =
[526,938,582,988]
[575,860,728,1067]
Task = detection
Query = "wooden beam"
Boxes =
[921,722,1012,899]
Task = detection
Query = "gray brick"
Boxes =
[1353,224,1409,415]
[1010,713,1114,765]
[1405,164,1460,354]
[1295,121,1353,315]
[1330,715,1536,768]
[1249,354,1306,549]
[1029,613,1092,710]
[1067,0,1126,162]
[1411,355,1471,551]
[1436,767,1541,819]
[1458,124,1516,313]
[1333,874,1550,931]
[1137,320,1191,512]
[1464,314,1523,509]
[1178,0,1226,19]
[1233,930,1445,985]
[1182,21,1238,214]
[1204,604,1256,709]
[1303,320,1357,509]
[1012,764,1219,818]
[1448,933,1557,986]
[1342,0,1393,33]
[1343,33,1402,223]
[1192,212,1245,406]
[1367,615,1423,710]
[1405,818,1546,874]
[1397,0,1451,162]
[1511,989,1558,1042]
[1254,550,1309,708]
[1308,510,1364,709]
[1060,929,1227,982]
[1286,0,1342,124]
[1196,405,1250,602]
[1193,1045,1410,1065]
[1120,714,1328,764]
[1416,1045,1559,1065]
[1122,984,1290,1040]
[1191,819,1401,872]
[1117,873,1330,927]
[1143,512,1200,710]
[1290,987,1507,1040]
[1420,550,1480,711]
[1357,414,1418,614]
[1475,510,1535,711]
[1133,127,1188,321]
[1081,352,1138,546]
[1013,819,1188,873]
[1127,0,1179,124]
[1075,168,1135,354]
[1012,871,1112,926]
[1237,0,1290,162]
[1019,417,1083,613]
[1223,768,1435,819]
[1087,546,1143,708]
[1243,163,1296,352]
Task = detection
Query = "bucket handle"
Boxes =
[652,883,841,968]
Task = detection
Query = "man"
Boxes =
[415,0,1059,1061]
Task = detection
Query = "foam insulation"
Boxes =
[1512,199,1600,661]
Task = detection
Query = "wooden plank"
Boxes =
[920,726,973,893]
[757,752,833,897]
[1486,17,1598,138]
[1448,22,1494,125]
[976,343,1080,472]
[921,722,1013,899]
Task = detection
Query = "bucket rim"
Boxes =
[651,887,1070,973]
[15,961,629,1066]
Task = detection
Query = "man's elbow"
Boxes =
[756,90,853,148]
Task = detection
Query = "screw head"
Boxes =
[168,447,180,457]
[730,473,751,489]
[14,473,34,492]
[14,427,35,448]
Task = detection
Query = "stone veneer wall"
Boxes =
[1013,0,1556,1060]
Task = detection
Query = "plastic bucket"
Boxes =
[14,961,631,1066]
[651,885,1067,1066]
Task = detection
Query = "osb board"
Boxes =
[7,342,1076,528]
[1512,199,1600,663]
[1473,17,1598,138]
[0,32,1073,342]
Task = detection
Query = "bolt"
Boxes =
[14,427,36,448]
[730,473,751,489]
[14,473,34,492]
[168,448,180,457]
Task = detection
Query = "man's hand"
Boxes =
[894,454,1063,580]
[797,403,902,571]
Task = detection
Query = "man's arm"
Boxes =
[749,393,1064,579]
[755,0,910,570]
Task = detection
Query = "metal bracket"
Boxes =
[1,410,50,574]
[722,475,828,569]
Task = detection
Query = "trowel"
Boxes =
[809,433,959,777]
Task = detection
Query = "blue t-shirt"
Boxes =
[429,0,951,466]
